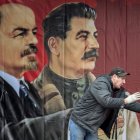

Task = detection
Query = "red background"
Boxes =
[1,0,140,121]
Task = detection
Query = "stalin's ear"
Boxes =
[48,37,62,56]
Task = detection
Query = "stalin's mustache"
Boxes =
[81,48,99,60]
[21,45,38,57]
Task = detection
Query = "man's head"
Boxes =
[43,2,99,78]
[0,3,38,78]
[110,67,130,89]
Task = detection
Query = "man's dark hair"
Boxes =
[43,2,96,58]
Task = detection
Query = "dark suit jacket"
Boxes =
[0,76,71,140]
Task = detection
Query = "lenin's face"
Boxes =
[0,4,38,77]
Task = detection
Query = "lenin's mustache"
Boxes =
[81,48,99,60]
[21,45,38,57]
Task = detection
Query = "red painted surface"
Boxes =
[1,0,140,121]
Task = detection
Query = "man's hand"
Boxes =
[124,92,140,104]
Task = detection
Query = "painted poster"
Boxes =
[0,0,140,140]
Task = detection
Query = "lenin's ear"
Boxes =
[48,37,61,56]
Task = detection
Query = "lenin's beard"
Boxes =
[20,45,38,71]
[81,48,99,60]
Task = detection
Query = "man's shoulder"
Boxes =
[95,74,110,83]
[0,76,4,83]
[0,77,7,89]
[33,66,60,96]
[33,66,52,89]
[0,77,11,99]
[91,74,112,89]
[0,77,4,90]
